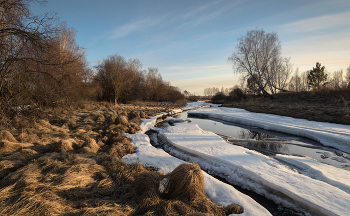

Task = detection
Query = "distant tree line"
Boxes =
[204,87,230,98]
[0,0,184,125]
[94,54,183,104]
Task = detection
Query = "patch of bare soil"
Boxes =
[223,90,350,125]
[0,101,242,215]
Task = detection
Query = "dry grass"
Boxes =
[0,130,17,142]
[0,101,243,215]
[224,90,350,125]
[116,114,129,125]
[130,163,243,215]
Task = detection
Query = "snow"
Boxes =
[123,102,350,216]
[139,112,168,133]
[188,106,350,153]
[275,155,350,194]
[122,132,271,216]
[182,101,209,110]
[160,122,350,216]
[139,101,206,133]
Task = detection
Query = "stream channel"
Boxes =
[146,109,350,216]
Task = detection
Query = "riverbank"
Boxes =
[223,90,350,125]
[2,101,227,215]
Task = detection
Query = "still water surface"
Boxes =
[172,111,350,170]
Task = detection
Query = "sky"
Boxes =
[32,0,350,95]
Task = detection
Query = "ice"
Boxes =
[160,122,350,216]
[275,155,350,194]
[189,106,350,153]
[138,101,204,132]
[182,101,209,110]
[122,132,271,216]
[166,117,192,123]
[123,102,350,215]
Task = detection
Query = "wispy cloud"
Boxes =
[109,17,165,39]
[172,1,243,32]
[282,10,350,32]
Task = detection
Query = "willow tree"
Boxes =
[228,29,282,99]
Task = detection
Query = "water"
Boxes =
[172,111,350,170]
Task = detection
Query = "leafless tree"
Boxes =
[327,70,345,89]
[266,57,293,93]
[228,29,281,99]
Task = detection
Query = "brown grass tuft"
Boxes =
[128,111,140,119]
[139,111,147,118]
[107,142,134,157]
[129,163,239,216]
[0,140,23,154]
[20,149,38,157]
[54,139,74,152]
[127,123,141,134]
[224,203,244,214]
[166,163,205,200]
[115,115,128,125]
[0,130,17,142]
[82,138,99,153]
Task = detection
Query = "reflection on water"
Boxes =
[239,130,289,153]
[173,111,350,169]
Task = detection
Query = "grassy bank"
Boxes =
[222,90,350,125]
[0,101,242,215]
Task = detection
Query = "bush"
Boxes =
[188,95,199,102]
[228,88,247,101]
[211,92,227,104]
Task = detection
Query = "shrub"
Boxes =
[228,88,247,101]
[211,92,227,104]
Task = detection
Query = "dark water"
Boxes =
[172,111,350,170]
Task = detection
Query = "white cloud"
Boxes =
[109,17,165,39]
[282,10,350,32]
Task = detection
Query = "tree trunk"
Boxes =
[262,88,274,99]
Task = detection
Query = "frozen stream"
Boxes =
[124,102,350,215]
[169,111,350,170]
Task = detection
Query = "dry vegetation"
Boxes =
[0,101,243,215]
[223,89,350,125]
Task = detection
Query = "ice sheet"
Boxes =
[161,122,350,216]
[122,132,272,216]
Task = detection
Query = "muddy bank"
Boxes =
[223,90,350,125]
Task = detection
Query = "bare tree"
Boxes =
[267,57,293,93]
[327,70,344,89]
[95,54,131,104]
[228,29,281,99]
[288,68,302,91]
[346,64,350,87]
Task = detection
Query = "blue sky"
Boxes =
[32,0,350,95]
